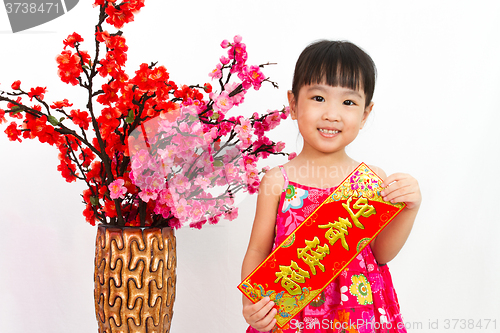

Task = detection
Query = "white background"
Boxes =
[1,1,499,332]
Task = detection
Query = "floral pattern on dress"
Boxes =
[282,184,308,213]
[350,274,373,305]
[247,166,407,333]
[333,309,359,333]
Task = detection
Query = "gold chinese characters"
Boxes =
[274,196,376,295]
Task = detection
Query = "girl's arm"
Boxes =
[370,169,421,265]
[241,167,283,332]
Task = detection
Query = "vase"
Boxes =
[94,224,176,333]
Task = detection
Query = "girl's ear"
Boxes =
[360,101,374,129]
[287,90,297,120]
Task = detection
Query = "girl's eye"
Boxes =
[343,100,356,106]
[312,96,325,102]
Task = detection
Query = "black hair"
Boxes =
[292,40,376,107]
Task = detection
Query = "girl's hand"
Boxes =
[381,173,421,210]
[242,296,277,332]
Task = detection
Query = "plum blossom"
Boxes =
[138,188,158,202]
[131,149,151,170]
[239,65,265,90]
[213,91,234,114]
[187,201,205,223]
[224,82,245,106]
[274,141,285,153]
[11,80,21,90]
[169,174,191,194]
[194,175,211,188]
[263,110,282,131]
[173,198,189,220]
[209,63,223,80]
[235,118,251,141]
[109,178,127,199]
[223,207,238,221]
[224,163,240,183]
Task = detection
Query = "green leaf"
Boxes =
[213,160,223,167]
[11,106,22,115]
[48,115,60,126]
[59,117,65,122]
[90,196,99,206]
[210,112,220,120]
[125,109,134,123]
[188,115,199,122]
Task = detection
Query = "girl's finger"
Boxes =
[243,297,269,319]
[261,314,277,332]
[254,307,277,331]
[383,184,413,200]
[251,298,275,322]
[384,190,418,204]
[381,181,411,198]
[381,173,408,188]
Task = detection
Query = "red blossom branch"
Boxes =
[0,0,292,229]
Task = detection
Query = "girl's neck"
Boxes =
[296,147,354,168]
[286,148,360,189]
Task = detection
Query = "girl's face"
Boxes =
[288,83,373,156]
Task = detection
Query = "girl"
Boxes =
[241,40,421,333]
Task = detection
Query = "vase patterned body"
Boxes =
[94,225,176,333]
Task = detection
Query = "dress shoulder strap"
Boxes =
[278,165,289,192]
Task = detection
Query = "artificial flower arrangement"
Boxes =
[0,0,291,229]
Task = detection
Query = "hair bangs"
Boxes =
[292,40,376,107]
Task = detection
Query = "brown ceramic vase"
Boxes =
[94,225,176,333]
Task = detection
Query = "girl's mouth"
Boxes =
[318,128,340,135]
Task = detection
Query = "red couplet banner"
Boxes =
[238,163,406,328]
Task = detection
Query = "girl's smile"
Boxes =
[318,128,340,137]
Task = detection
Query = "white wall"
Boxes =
[0,1,499,332]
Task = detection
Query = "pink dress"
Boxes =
[246,166,407,333]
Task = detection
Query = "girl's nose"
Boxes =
[322,105,341,121]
